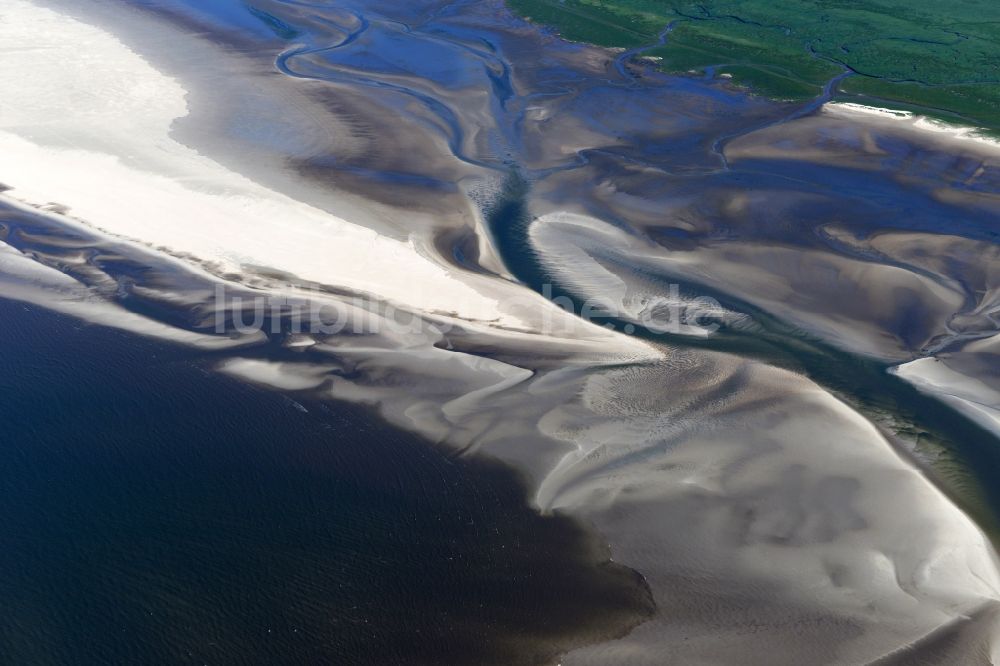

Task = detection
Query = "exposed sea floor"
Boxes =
[2,0,1000,663]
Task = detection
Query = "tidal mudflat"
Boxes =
[2,0,1000,663]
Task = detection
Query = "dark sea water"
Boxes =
[0,299,651,665]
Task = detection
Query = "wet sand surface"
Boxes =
[2,0,1000,663]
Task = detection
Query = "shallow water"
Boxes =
[0,299,652,664]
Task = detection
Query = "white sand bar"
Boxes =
[0,0,524,329]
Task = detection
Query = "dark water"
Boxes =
[0,299,652,665]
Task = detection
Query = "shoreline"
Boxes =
[6,1,1000,663]
[824,101,1000,153]
[0,295,657,665]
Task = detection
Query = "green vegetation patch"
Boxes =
[509,0,660,46]
[507,0,1000,130]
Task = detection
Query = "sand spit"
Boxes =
[2,0,1000,664]
[0,232,263,350]
[893,336,1000,438]
[826,102,1000,153]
